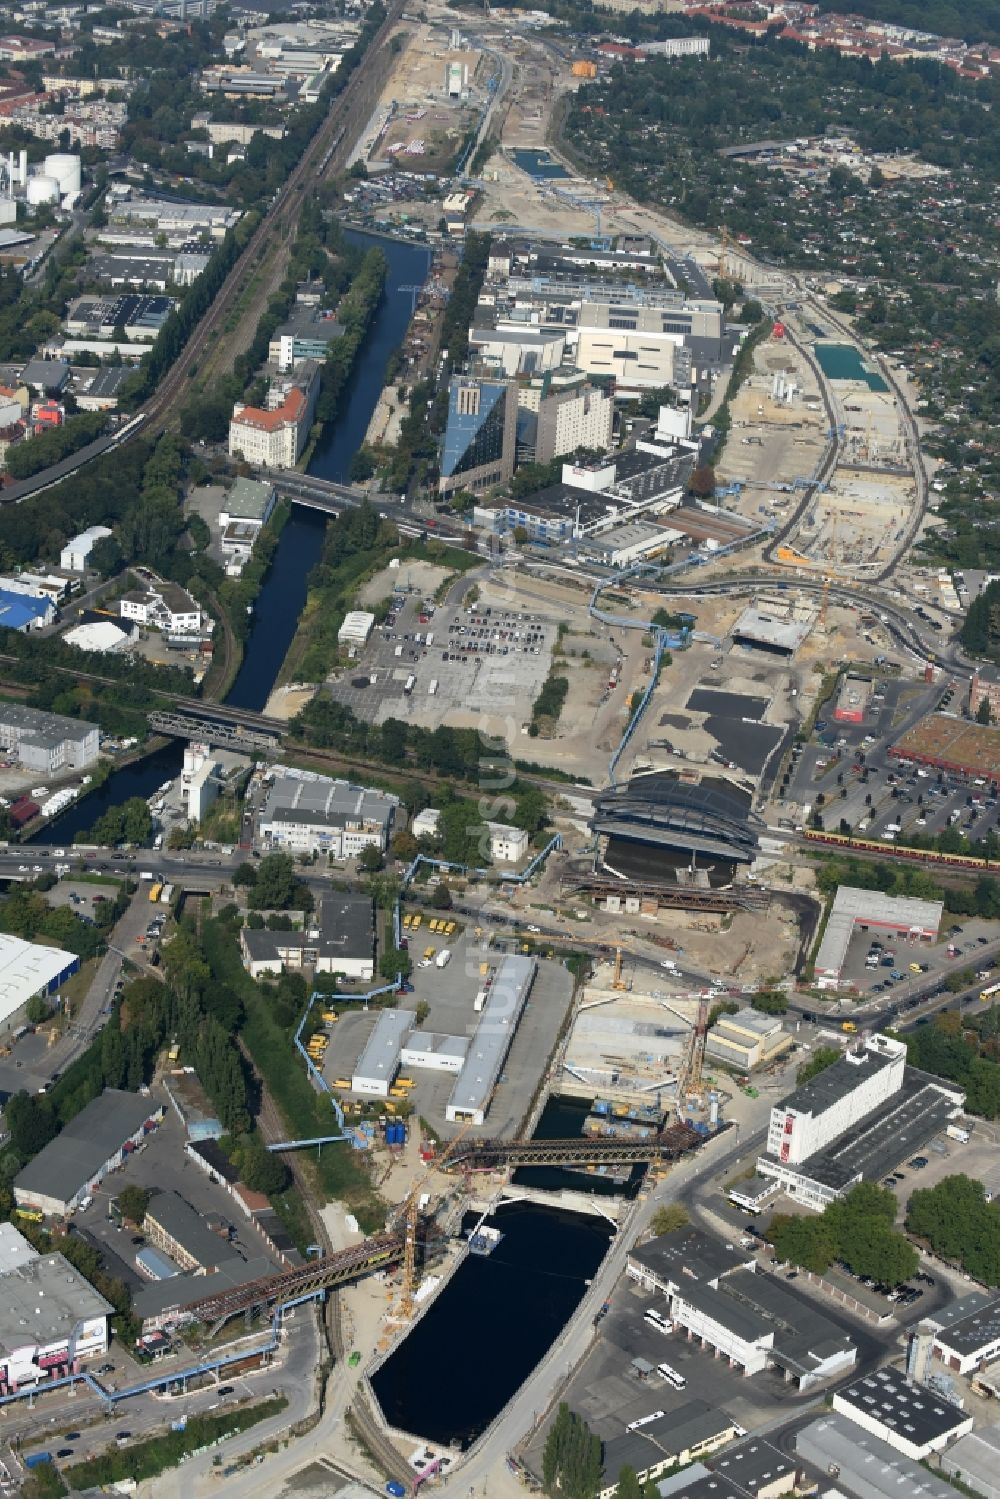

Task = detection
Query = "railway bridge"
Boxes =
[441,1122,703,1173]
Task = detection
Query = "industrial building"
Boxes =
[814,886,942,987]
[257,770,397,858]
[591,770,762,869]
[486,822,530,864]
[941,1423,1000,1499]
[0,589,54,631]
[625,1225,857,1390]
[831,1366,973,1459]
[707,1439,796,1499]
[268,306,343,372]
[598,1403,744,1499]
[352,1008,415,1097]
[468,326,566,378]
[445,956,536,1124]
[438,376,518,498]
[218,477,275,532]
[239,894,374,981]
[930,1291,1000,1375]
[705,1008,793,1073]
[13,1090,164,1218]
[0,932,79,1035]
[891,712,1000,784]
[0,702,99,774]
[757,1035,964,1211]
[795,1414,958,1499]
[0,1225,112,1395]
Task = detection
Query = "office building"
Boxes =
[268,307,344,372]
[705,1007,793,1073]
[0,703,99,773]
[468,326,566,377]
[119,579,204,635]
[514,370,614,465]
[14,1090,164,1218]
[239,894,375,981]
[258,771,397,858]
[438,377,517,498]
[229,361,320,468]
[832,1366,973,1459]
[815,886,942,986]
[0,1226,112,1394]
[0,932,78,1035]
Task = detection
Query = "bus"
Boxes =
[657,1363,686,1390]
[644,1309,670,1333]
[148,883,163,903]
[981,981,1000,1003]
[626,1411,664,1432]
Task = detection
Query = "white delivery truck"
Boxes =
[435,949,451,969]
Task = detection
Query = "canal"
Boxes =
[34,230,432,840]
[371,1201,612,1449]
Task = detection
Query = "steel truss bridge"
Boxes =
[148,707,284,750]
[178,1230,404,1336]
[441,1122,703,1173]
[559,867,769,914]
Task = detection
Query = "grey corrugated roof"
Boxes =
[14,1089,153,1205]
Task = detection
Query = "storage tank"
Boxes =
[27,174,60,206]
[43,153,82,197]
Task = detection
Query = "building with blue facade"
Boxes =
[438,376,517,498]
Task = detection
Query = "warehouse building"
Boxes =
[14,1089,164,1218]
[0,589,54,632]
[832,1366,973,1459]
[814,886,942,987]
[757,1034,964,1210]
[445,956,536,1124]
[795,1414,958,1499]
[0,702,100,775]
[0,1225,112,1394]
[705,1007,793,1073]
[399,1031,468,1073]
[239,894,374,981]
[625,1225,856,1389]
[60,525,113,572]
[143,1190,232,1273]
[835,673,874,724]
[708,1438,795,1498]
[0,932,79,1035]
[337,611,375,648]
[352,1008,415,1097]
[258,771,397,858]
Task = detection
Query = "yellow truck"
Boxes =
[841,1021,858,1033]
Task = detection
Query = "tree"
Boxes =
[380,947,411,981]
[118,1185,151,1224]
[750,990,787,1014]
[232,1136,290,1196]
[431,881,452,910]
[688,464,716,498]
[650,1204,689,1237]
[978,697,993,725]
[391,830,418,862]
[249,852,301,910]
[541,1404,602,1499]
[512,525,528,544]
[357,844,384,873]
[616,1469,643,1499]
[415,1000,430,1024]
[233,862,257,888]
[25,994,50,1025]
[5,1093,55,1157]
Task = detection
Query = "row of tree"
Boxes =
[906,1173,1000,1285]
[769,1182,918,1284]
[902,1008,1000,1119]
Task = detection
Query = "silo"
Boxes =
[43,153,82,198]
[26,174,60,206]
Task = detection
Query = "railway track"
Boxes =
[139,0,406,433]
[348,1388,413,1490]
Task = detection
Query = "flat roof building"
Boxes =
[832,1366,973,1459]
[14,1089,163,1218]
[941,1422,1000,1499]
[891,712,1000,785]
[0,702,100,775]
[239,894,374,982]
[795,1413,957,1499]
[60,524,112,571]
[708,1438,795,1498]
[258,770,397,859]
[598,1403,743,1499]
[815,886,942,986]
[352,1008,415,1097]
[705,1007,793,1073]
[0,932,79,1035]
[931,1292,1000,1374]
[731,606,812,655]
[338,611,375,647]
[0,1241,112,1393]
[143,1190,232,1273]
[445,956,536,1124]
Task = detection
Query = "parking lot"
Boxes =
[327,585,558,734]
[322,922,574,1137]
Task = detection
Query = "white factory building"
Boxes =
[337,611,375,648]
[0,933,79,1035]
[0,1224,112,1395]
[832,1367,973,1460]
[60,525,113,572]
[486,822,530,864]
[258,770,397,859]
[352,1008,414,1097]
[757,1034,964,1211]
[0,703,100,774]
[815,885,943,987]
